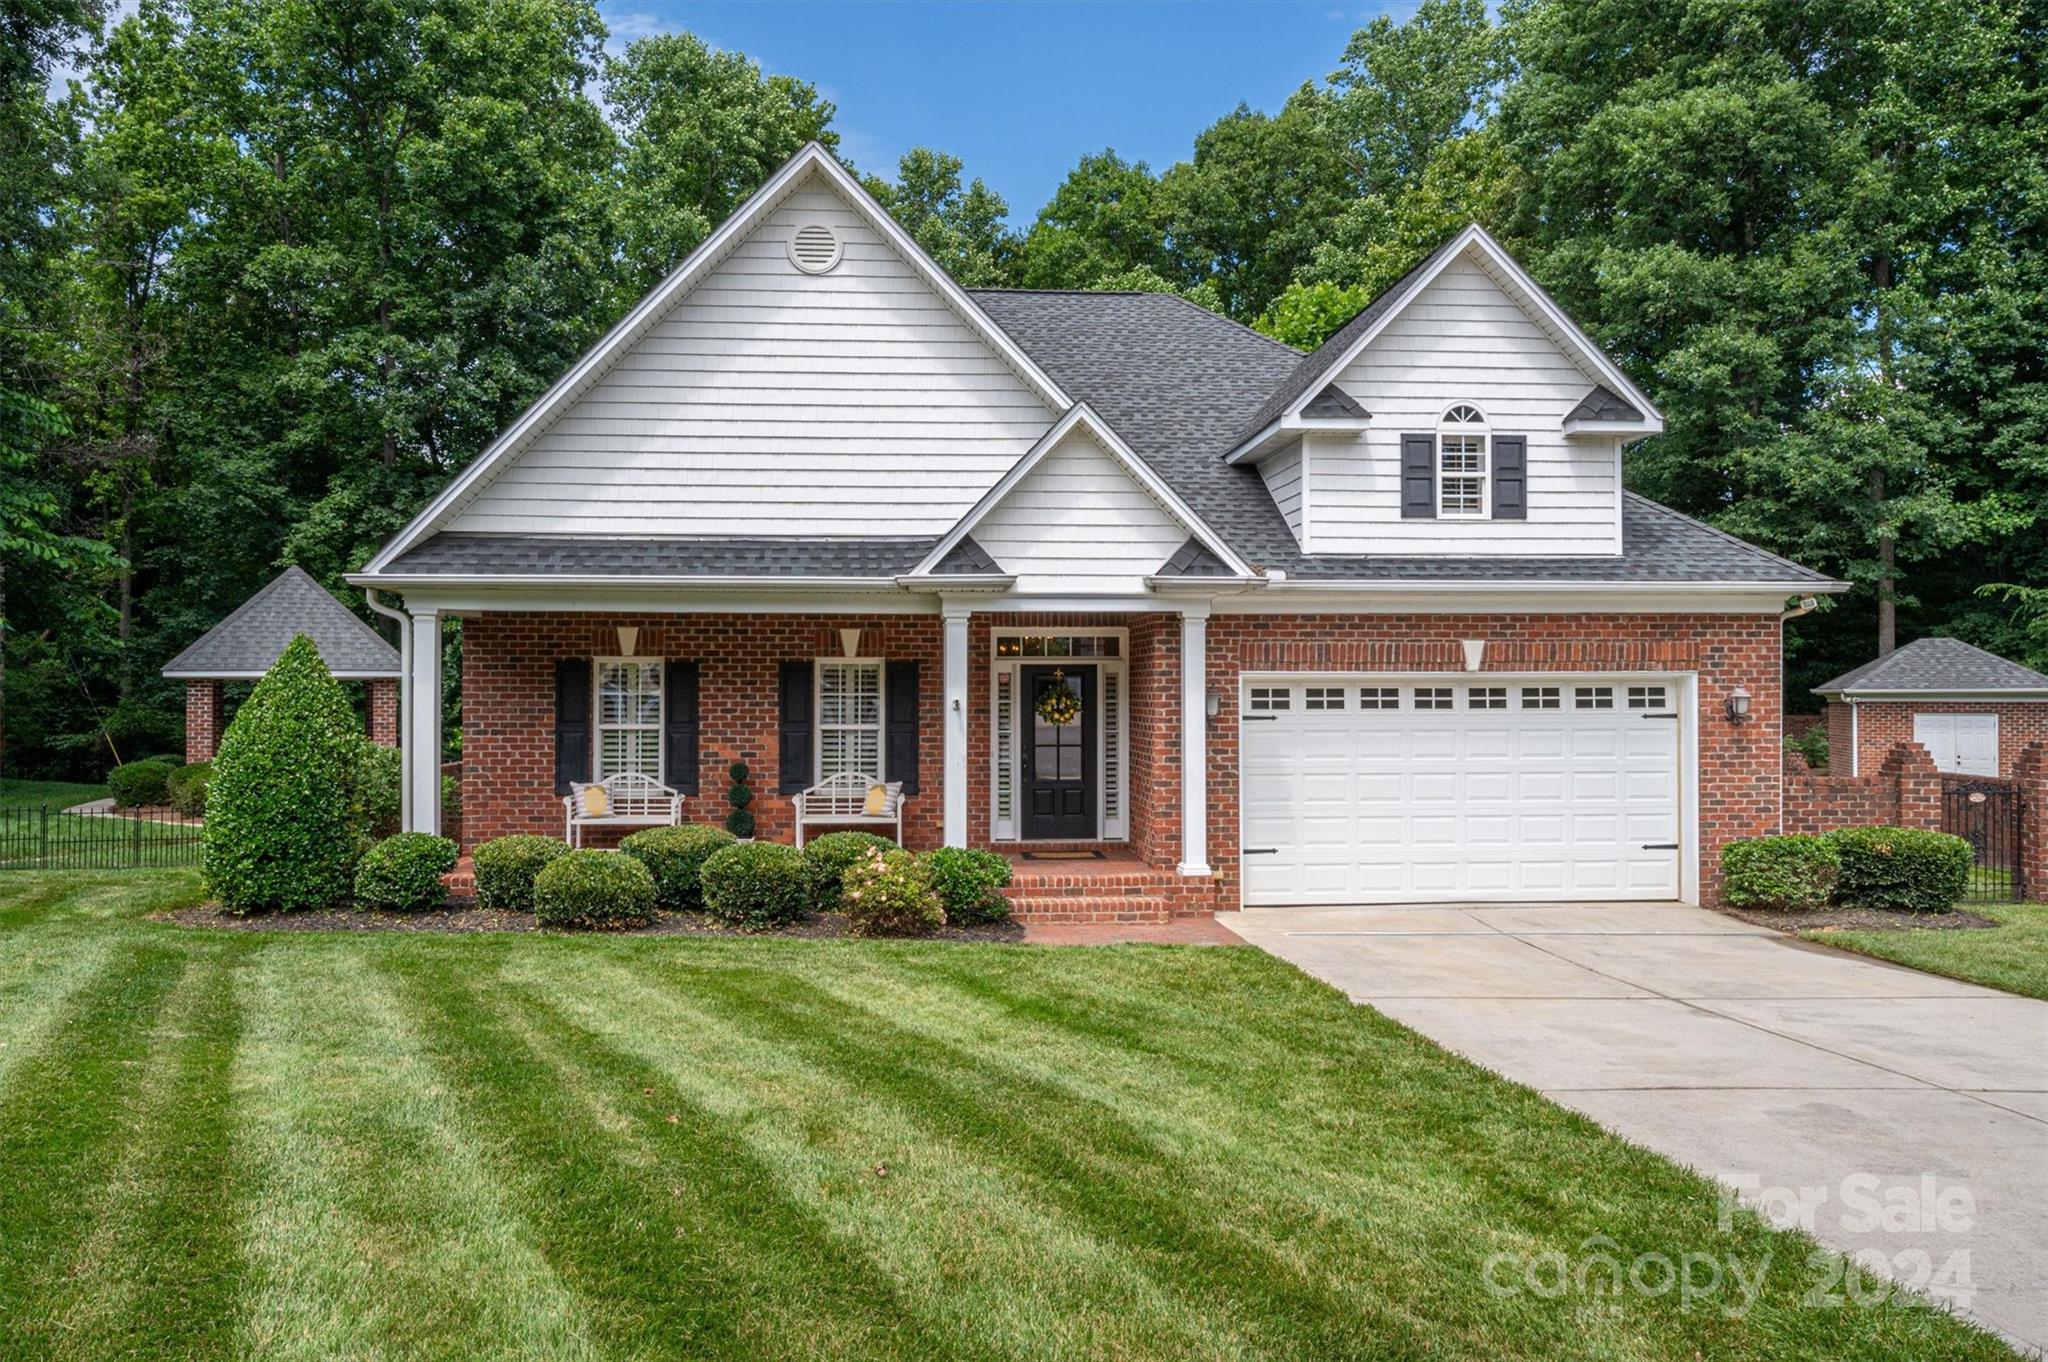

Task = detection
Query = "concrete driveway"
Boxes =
[1220,902,2048,1354]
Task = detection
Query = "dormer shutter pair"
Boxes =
[1399,433,1527,519]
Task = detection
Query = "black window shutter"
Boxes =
[777,661,814,794]
[553,658,592,795]
[1400,433,1436,519]
[1492,435,1527,520]
[885,660,921,794]
[664,660,699,794]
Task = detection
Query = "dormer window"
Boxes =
[1438,405,1489,519]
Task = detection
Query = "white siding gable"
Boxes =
[444,171,1057,538]
[1260,439,1305,544]
[1308,250,1623,556]
[972,425,1191,592]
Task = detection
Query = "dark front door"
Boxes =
[1023,664,1096,840]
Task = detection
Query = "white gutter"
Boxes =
[1256,578,1849,596]
[362,588,413,828]
[346,573,912,592]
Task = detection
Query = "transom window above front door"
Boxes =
[1438,404,1489,518]
[990,630,1128,843]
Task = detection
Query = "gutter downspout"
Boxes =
[363,588,412,828]
[1778,596,1819,833]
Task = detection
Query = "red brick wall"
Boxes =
[2014,742,2048,900]
[184,680,225,763]
[1825,701,1855,772]
[1780,740,1943,835]
[1199,612,1783,908]
[460,613,941,851]
[366,678,399,747]
[1841,699,2048,778]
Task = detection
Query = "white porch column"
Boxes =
[942,603,972,847]
[404,609,442,834]
[1179,605,1212,876]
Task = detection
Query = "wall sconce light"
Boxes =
[1725,686,1752,722]
[1205,691,1221,719]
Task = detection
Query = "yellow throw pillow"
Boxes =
[574,782,609,817]
[863,782,890,816]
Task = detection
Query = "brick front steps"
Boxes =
[440,850,1191,925]
[1001,853,1180,925]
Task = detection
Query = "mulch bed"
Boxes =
[160,901,1026,942]
[1716,904,2001,933]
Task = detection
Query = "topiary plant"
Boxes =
[109,759,175,809]
[621,823,735,911]
[166,761,213,818]
[472,834,570,910]
[533,849,655,929]
[354,833,460,912]
[1824,826,1975,913]
[724,761,755,839]
[919,846,1013,925]
[802,830,897,912]
[203,635,361,914]
[842,847,945,937]
[1721,834,1839,910]
[701,840,807,928]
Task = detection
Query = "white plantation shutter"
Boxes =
[817,661,883,782]
[595,660,663,779]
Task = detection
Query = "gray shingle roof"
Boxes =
[968,289,1831,585]
[383,533,936,579]
[163,566,400,679]
[1568,384,1644,423]
[1225,240,1457,447]
[930,535,1001,575]
[1815,637,2048,695]
[1301,384,1368,420]
[1158,537,1237,578]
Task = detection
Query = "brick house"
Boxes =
[347,143,1840,915]
[1816,637,2048,779]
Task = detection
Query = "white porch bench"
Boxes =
[563,772,684,848]
[792,772,902,849]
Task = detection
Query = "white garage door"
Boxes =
[1240,677,1682,905]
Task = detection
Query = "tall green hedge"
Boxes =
[202,635,361,913]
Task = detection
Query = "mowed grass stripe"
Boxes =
[35,941,248,1360]
[230,942,601,1362]
[513,951,1256,1362]
[0,868,204,933]
[0,940,188,1357]
[388,947,976,1362]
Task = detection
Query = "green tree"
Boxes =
[1015,149,1167,289]
[605,31,836,292]
[1324,0,1503,199]
[862,147,1015,287]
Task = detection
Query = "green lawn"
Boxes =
[1805,901,2048,1001]
[0,777,201,870]
[0,870,2014,1361]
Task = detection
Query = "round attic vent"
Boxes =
[788,222,843,274]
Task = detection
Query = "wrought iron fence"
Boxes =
[0,803,204,872]
[1940,778,2022,904]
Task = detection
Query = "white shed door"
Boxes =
[1240,679,1682,905]
[1912,713,1998,776]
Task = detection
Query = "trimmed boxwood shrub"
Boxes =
[352,741,402,845]
[473,834,570,911]
[109,759,175,809]
[167,761,213,818]
[1720,834,1840,911]
[621,824,735,911]
[919,846,1013,925]
[354,833,459,912]
[533,849,656,929]
[802,831,897,912]
[702,841,808,928]
[203,636,361,914]
[842,847,945,937]
[1825,826,1974,913]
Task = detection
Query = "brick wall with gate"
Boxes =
[459,612,943,850]
[1781,741,1943,835]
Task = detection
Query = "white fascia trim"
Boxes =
[1823,690,2048,702]
[1564,418,1662,438]
[1142,575,1265,594]
[361,143,1070,575]
[162,669,400,681]
[1253,578,1844,595]
[893,573,1015,592]
[910,402,1256,579]
[1222,421,1284,466]
[346,572,908,592]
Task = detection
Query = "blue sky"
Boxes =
[601,1,1417,221]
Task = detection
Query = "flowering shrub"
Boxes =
[841,847,945,938]
[919,847,1012,925]
[802,830,896,911]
